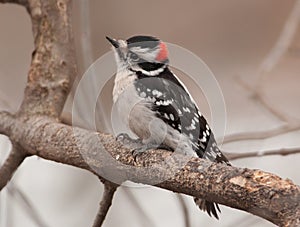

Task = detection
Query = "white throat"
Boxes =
[130,64,166,76]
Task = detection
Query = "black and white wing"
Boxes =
[134,67,229,164]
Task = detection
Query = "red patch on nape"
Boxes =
[156,42,168,62]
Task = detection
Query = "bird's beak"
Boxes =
[106,36,119,48]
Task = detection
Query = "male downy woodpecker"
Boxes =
[107,35,230,219]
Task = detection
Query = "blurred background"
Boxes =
[0,0,300,226]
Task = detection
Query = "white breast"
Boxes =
[113,69,142,129]
[113,69,137,103]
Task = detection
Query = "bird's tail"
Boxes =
[194,197,221,219]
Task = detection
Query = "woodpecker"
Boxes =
[107,35,230,219]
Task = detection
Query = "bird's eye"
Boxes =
[130,52,139,61]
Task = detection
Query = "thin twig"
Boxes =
[176,194,191,227]
[233,1,300,124]
[92,181,118,227]
[257,0,300,77]
[255,91,292,123]
[7,183,49,227]
[225,147,300,161]
[0,145,28,190]
[222,123,300,144]
[255,0,300,122]
[235,75,291,123]
[121,187,155,227]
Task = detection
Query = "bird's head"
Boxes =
[106,35,169,73]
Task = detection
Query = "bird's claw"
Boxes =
[116,133,143,151]
[117,134,172,161]
[132,145,150,161]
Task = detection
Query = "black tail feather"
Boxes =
[194,197,221,219]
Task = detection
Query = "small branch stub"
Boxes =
[92,181,118,227]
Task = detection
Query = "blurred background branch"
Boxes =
[6,183,49,227]
[222,0,300,142]
[176,194,191,227]
[225,147,300,161]
[223,123,300,144]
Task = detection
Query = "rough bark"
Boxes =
[0,114,299,227]
[18,0,77,117]
[0,144,28,190]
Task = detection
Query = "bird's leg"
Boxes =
[116,133,144,149]
[116,133,172,161]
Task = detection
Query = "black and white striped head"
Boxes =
[106,35,169,75]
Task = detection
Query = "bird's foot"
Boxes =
[132,143,173,161]
[116,133,172,161]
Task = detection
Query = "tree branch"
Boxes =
[17,0,77,117]
[0,144,28,190]
[0,115,298,226]
[92,181,118,227]
[0,0,77,195]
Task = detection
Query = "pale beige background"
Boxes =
[0,1,299,227]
